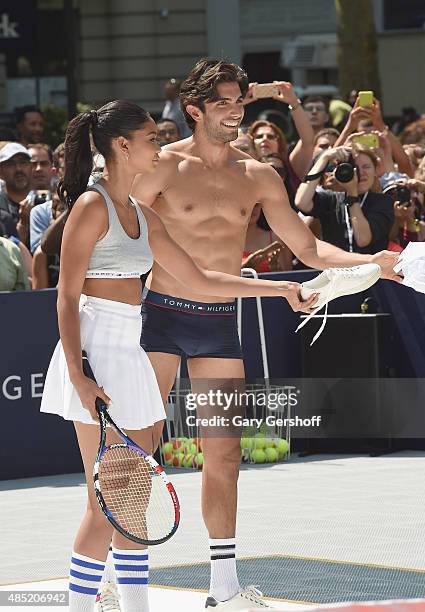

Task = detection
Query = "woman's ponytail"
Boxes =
[58,100,150,209]
[58,111,96,210]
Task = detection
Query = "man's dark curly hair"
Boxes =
[180,58,249,132]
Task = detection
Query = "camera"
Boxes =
[29,190,50,207]
[392,185,411,205]
[326,155,355,184]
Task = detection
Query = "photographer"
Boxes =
[383,175,425,249]
[295,145,394,254]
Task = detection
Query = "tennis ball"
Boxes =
[172,439,183,451]
[264,438,275,448]
[163,450,173,465]
[251,449,266,464]
[183,454,194,468]
[161,442,173,455]
[173,453,184,467]
[265,447,278,462]
[195,452,203,469]
[276,439,289,459]
[254,436,267,450]
[190,443,198,455]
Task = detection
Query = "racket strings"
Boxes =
[98,446,176,542]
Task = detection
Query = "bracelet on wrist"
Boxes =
[303,169,325,182]
[344,195,361,207]
[288,99,301,111]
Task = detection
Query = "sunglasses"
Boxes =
[253,133,278,142]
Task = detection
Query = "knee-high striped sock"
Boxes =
[112,547,149,612]
[209,538,240,602]
[69,551,105,612]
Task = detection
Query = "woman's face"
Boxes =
[253,126,279,158]
[126,118,161,173]
[356,153,376,193]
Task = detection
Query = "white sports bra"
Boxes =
[85,182,153,278]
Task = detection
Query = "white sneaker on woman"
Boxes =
[96,582,121,612]
[298,263,381,344]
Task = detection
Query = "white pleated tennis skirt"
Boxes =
[40,295,166,429]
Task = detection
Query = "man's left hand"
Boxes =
[371,250,403,282]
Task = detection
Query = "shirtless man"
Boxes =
[132,59,399,610]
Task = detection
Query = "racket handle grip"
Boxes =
[81,351,108,414]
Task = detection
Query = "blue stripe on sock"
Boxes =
[117,577,148,585]
[71,556,105,571]
[70,569,102,582]
[113,553,149,561]
[114,564,148,572]
[69,582,98,595]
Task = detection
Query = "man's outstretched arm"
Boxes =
[315,239,402,282]
[258,164,402,282]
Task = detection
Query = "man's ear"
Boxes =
[185,104,203,125]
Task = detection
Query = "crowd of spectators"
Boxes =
[1,81,425,291]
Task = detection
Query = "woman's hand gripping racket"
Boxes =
[82,351,180,545]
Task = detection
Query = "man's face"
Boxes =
[202,82,244,143]
[303,101,329,130]
[28,147,55,190]
[0,154,32,193]
[19,112,44,144]
[157,121,180,146]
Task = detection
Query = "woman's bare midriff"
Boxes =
[82,278,143,305]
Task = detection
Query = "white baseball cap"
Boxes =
[0,142,31,164]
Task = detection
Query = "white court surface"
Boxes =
[1,452,425,611]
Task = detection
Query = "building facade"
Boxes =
[0,0,424,118]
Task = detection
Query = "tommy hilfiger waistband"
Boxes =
[144,290,236,315]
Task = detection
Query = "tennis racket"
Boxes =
[82,351,180,545]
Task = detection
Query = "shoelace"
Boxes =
[241,585,268,606]
[296,268,362,345]
[98,584,121,612]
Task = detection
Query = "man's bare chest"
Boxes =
[155,164,259,223]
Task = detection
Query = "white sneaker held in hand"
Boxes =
[297,263,381,345]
